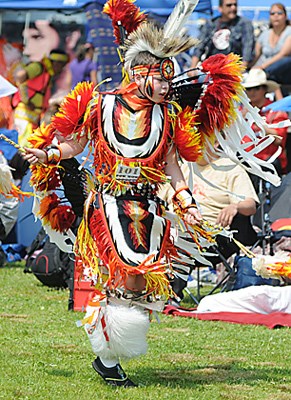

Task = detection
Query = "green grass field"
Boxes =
[1,263,290,400]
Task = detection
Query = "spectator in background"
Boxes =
[159,154,259,302]
[190,0,255,74]
[251,3,291,86]
[67,43,98,89]
[0,153,19,245]
[242,69,289,177]
[12,49,69,147]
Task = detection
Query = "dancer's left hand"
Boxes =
[184,207,202,225]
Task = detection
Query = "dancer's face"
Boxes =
[135,73,170,103]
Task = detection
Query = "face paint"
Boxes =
[145,75,154,98]
[133,62,171,103]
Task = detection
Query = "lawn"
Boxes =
[0,263,290,400]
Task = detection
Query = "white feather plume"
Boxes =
[164,0,199,39]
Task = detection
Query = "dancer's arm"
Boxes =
[23,135,88,165]
[165,146,202,225]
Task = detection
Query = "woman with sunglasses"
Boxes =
[252,3,291,86]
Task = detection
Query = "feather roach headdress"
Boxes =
[122,22,198,72]
[103,0,199,75]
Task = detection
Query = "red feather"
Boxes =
[196,53,244,143]
[39,194,76,232]
[30,165,62,192]
[48,206,76,232]
[28,123,55,149]
[51,81,94,138]
[103,0,146,44]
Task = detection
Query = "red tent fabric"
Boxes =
[163,305,291,329]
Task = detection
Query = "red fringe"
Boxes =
[88,206,176,292]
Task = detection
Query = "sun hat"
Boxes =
[242,69,280,93]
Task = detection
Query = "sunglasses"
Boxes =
[270,11,284,16]
[246,86,263,91]
[225,3,237,7]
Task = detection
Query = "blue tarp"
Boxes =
[0,0,213,14]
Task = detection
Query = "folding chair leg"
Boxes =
[184,287,200,305]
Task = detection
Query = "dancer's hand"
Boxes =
[23,147,47,165]
[184,206,202,225]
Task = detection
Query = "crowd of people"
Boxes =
[0,0,291,389]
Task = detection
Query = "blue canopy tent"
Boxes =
[211,0,291,21]
[0,0,212,14]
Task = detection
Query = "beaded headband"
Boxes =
[131,59,174,81]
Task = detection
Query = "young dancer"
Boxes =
[22,0,285,388]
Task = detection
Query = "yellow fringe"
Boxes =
[144,271,172,299]
[74,193,101,277]
[233,238,256,258]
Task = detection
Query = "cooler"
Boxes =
[73,269,95,312]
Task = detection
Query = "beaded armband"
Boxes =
[44,145,62,165]
[172,187,197,212]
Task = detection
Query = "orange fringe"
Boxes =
[173,106,202,162]
[268,259,291,279]
[76,202,176,298]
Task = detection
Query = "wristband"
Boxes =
[45,145,62,165]
[172,187,196,211]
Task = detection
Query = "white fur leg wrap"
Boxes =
[84,303,150,360]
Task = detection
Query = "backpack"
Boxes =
[24,228,74,289]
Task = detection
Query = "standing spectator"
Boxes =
[190,0,255,73]
[67,43,98,89]
[252,3,291,86]
[242,68,289,176]
[12,49,69,147]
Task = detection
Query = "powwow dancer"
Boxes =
[21,0,288,388]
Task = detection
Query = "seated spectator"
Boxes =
[241,69,289,177]
[159,155,259,301]
[251,3,291,86]
[67,43,98,89]
[190,0,255,74]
